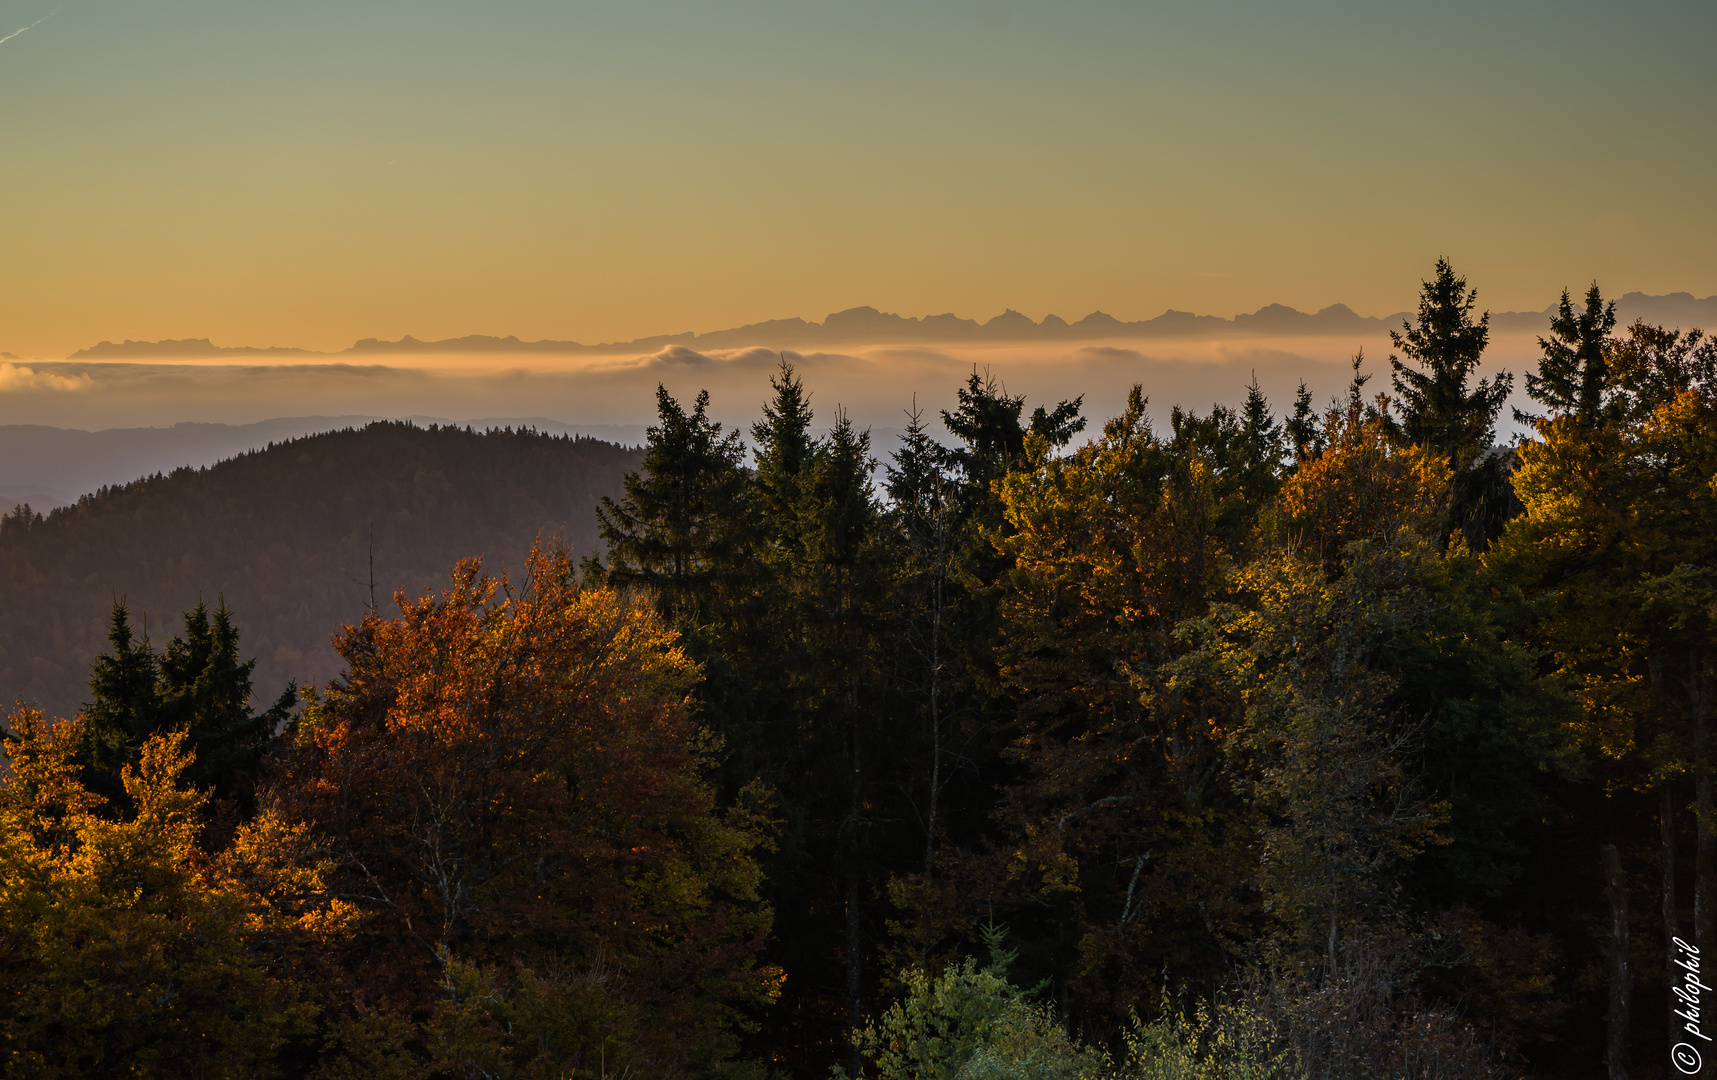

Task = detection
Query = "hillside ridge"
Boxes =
[0,421,642,719]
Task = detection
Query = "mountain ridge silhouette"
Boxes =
[62,291,1717,360]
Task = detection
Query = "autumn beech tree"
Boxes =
[271,547,781,1078]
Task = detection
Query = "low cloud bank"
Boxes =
[0,325,1570,507]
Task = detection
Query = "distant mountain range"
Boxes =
[63,292,1717,360]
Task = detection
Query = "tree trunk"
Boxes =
[1605,843,1631,1080]
[921,491,950,877]
[846,712,864,1079]
[846,871,863,1077]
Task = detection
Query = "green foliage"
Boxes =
[1126,994,1304,1080]
[424,955,639,1080]
[842,933,1305,1080]
[80,597,294,812]
[3,264,1706,1076]
[0,717,323,1078]
[1186,533,1450,960]
[837,930,1109,1080]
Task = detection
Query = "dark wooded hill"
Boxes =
[0,421,642,718]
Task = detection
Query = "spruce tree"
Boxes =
[81,599,289,812]
[793,413,888,1070]
[1524,283,1619,425]
[885,404,946,544]
[155,601,287,804]
[938,370,1084,511]
[751,357,817,545]
[80,602,161,807]
[1234,374,1287,503]
[1389,259,1511,464]
[1285,379,1325,463]
[597,384,752,627]
[1388,259,1515,549]
[884,405,958,874]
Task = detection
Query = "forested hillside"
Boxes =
[1,262,1713,1079]
[0,422,641,716]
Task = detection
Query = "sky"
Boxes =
[1,0,1713,362]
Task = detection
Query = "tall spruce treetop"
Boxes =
[938,370,1084,504]
[1235,374,1288,502]
[597,384,751,625]
[886,404,951,545]
[798,411,878,582]
[1525,283,1619,425]
[156,601,282,802]
[751,358,816,538]
[1389,259,1512,470]
[1285,380,1325,463]
[80,602,161,806]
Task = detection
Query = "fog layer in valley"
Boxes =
[0,327,1560,508]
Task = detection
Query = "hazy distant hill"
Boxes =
[58,291,1716,360]
[0,422,642,719]
[0,416,650,511]
[0,416,383,510]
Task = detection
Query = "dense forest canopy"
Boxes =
[2,261,1715,1079]
[0,422,641,717]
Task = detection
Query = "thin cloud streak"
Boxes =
[0,5,61,48]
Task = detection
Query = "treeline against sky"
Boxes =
[0,423,641,716]
[2,260,1714,1078]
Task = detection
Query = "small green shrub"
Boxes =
[1126,992,1304,1080]
[836,929,1109,1080]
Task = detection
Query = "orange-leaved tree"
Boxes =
[272,545,781,1078]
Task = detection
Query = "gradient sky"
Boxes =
[1,0,1712,358]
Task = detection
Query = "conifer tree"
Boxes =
[1389,259,1510,462]
[597,384,751,627]
[80,599,290,812]
[885,403,947,547]
[1524,284,1619,425]
[938,370,1084,513]
[1285,380,1325,464]
[156,601,287,804]
[793,412,889,1071]
[1388,259,1515,549]
[79,602,160,807]
[885,405,959,874]
[1235,374,1288,504]
[752,357,817,547]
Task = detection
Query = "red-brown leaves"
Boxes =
[271,545,778,1073]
